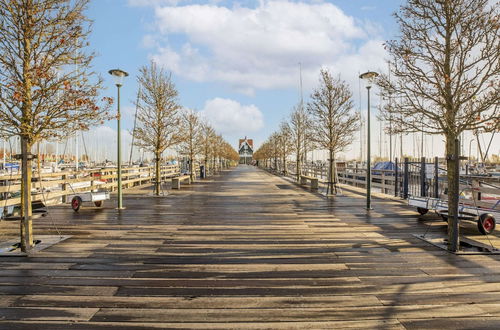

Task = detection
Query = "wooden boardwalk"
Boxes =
[1,165,500,329]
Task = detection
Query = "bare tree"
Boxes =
[200,122,216,175]
[179,109,202,181]
[276,121,293,175]
[267,132,280,171]
[133,61,182,195]
[289,104,312,181]
[220,141,240,166]
[210,134,221,173]
[378,0,499,251]
[213,134,227,172]
[253,140,273,168]
[0,0,112,251]
[308,69,359,195]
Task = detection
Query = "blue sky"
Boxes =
[84,0,494,162]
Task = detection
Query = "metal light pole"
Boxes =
[108,69,128,209]
[360,71,379,210]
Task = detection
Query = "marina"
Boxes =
[1,166,500,328]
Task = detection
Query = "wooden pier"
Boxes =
[1,165,500,328]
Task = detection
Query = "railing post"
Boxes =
[403,157,409,199]
[420,157,426,197]
[472,179,481,201]
[90,172,95,192]
[355,163,359,188]
[381,171,386,194]
[394,158,399,197]
[61,174,67,203]
[434,156,439,198]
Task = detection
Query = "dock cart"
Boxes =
[1,200,47,220]
[409,196,499,235]
[66,191,109,212]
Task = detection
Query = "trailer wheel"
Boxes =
[71,196,82,212]
[478,213,495,235]
[94,201,103,207]
[417,207,428,215]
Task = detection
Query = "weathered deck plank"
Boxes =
[1,165,500,328]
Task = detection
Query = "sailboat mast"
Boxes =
[75,134,79,171]
[129,88,141,166]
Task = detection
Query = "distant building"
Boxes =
[238,137,253,164]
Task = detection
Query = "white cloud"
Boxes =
[145,1,385,93]
[199,98,264,135]
[141,34,158,49]
[128,0,185,7]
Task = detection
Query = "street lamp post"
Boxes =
[359,71,379,210]
[108,69,128,209]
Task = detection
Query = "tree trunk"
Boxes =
[328,149,334,195]
[296,153,301,182]
[332,152,337,195]
[155,153,160,196]
[20,136,33,252]
[283,156,287,175]
[446,136,460,252]
[189,154,195,182]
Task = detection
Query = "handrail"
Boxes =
[0,164,182,207]
[269,161,500,202]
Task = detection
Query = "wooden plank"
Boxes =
[1,165,500,328]
[0,320,404,329]
[0,307,99,321]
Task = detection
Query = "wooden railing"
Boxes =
[285,163,402,195]
[0,165,181,207]
[261,160,500,209]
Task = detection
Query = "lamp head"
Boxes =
[108,69,129,87]
[359,71,379,88]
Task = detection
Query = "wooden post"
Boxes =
[472,179,481,201]
[149,166,152,186]
[381,171,386,194]
[90,173,95,192]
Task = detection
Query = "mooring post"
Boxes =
[61,174,67,203]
